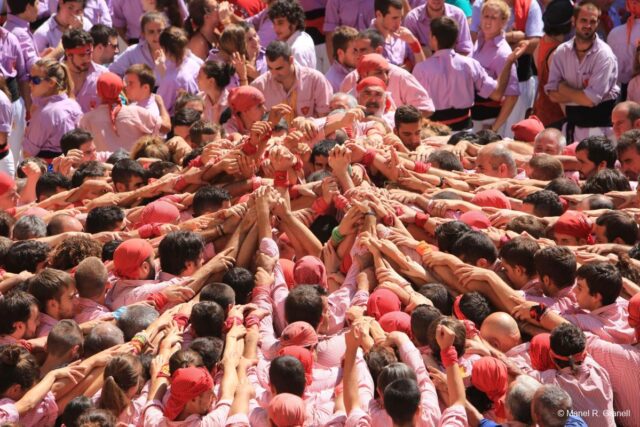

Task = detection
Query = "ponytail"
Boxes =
[59,63,74,98]
[98,354,142,418]
[34,58,74,98]
[99,375,131,417]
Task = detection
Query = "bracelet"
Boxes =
[440,346,459,368]
[361,148,377,167]
[274,170,289,188]
[415,212,429,229]
[331,226,345,244]
[529,303,548,322]
[413,161,431,174]
[409,40,422,54]
[416,241,432,256]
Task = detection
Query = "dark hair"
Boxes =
[284,285,326,329]
[192,186,231,217]
[523,190,564,217]
[189,121,220,147]
[125,63,156,91]
[505,215,547,239]
[27,268,73,312]
[0,345,40,394]
[116,305,159,341]
[190,301,225,338]
[435,221,471,253]
[98,354,142,418]
[430,16,459,49]
[581,194,614,210]
[60,128,93,154]
[450,231,498,265]
[0,211,15,238]
[222,267,255,304]
[189,337,224,371]
[310,215,339,243]
[200,282,236,308]
[576,262,622,306]
[86,206,125,234]
[111,159,146,190]
[269,355,307,396]
[266,40,292,62]
[77,409,117,427]
[106,149,130,165]
[458,291,493,327]
[427,316,466,361]
[102,240,123,261]
[169,349,204,374]
[147,161,180,179]
[158,231,204,276]
[185,0,217,36]
[383,378,421,425]
[477,129,503,145]
[357,28,385,49]
[427,150,464,171]
[12,215,46,240]
[47,319,83,357]
[377,362,417,396]
[534,246,576,289]
[374,0,403,14]
[75,257,108,299]
[544,177,582,195]
[5,240,50,273]
[617,129,640,157]
[62,29,94,50]
[58,396,94,427]
[159,26,189,61]
[529,154,564,181]
[595,211,638,245]
[71,161,106,187]
[448,130,479,145]
[410,304,442,345]
[310,139,338,166]
[83,323,125,357]
[268,0,305,31]
[36,172,72,201]
[48,235,102,271]
[7,0,37,15]
[172,107,202,128]
[0,291,38,335]
[201,60,236,90]
[499,237,540,277]
[417,283,452,315]
[582,168,631,194]
[549,323,586,373]
[364,345,398,395]
[394,105,421,126]
[90,24,118,47]
[576,135,617,168]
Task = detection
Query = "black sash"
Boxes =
[431,107,472,131]
[565,99,615,128]
[6,77,19,102]
[516,54,534,82]
[471,94,501,121]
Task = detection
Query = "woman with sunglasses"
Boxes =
[23,59,83,160]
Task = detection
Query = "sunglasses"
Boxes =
[29,76,48,85]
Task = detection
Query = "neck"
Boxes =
[575,35,595,52]
[54,14,69,28]
[206,86,222,103]
[281,67,297,91]
[40,354,68,378]
[427,4,444,18]
[374,19,392,38]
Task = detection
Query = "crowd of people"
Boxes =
[1,0,640,426]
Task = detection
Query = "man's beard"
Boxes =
[576,28,596,41]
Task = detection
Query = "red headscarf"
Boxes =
[511,115,544,143]
[113,238,154,279]
[356,53,390,76]
[628,293,640,341]
[138,200,181,227]
[356,76,387,93]
[164,367,214,421]
[379,311,412,337]
[460,211,491,230]
[471,190,511,210]
[529,333,555,371]
[0,172,15,195]
[97,72,124,131]
[554,210,594,244]
[280,322,318,348]
[278,345,314,386]
[228,86,266,113]
[293,256,327,290]
[268,393,306,427]
[367,288,402,320]
[280,258,295,289]
[471,356,509,419]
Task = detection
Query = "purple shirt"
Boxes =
[109,41,159,79]
[377,30,411,67]
[33,14,93,54]
[4,14,40,73]
[48,0,112,26]
[156,54,204,114]
[472,32,519,96]
[607,20,640,84]
[74,62,108,113]
[247,9,277,48]
[0,91,12,134]
[24,93,82,155]
[251,64,334,117]
[0,27,27,82]
[545,36,620,106]
[404,3,473,55]
[112,0,188,40]
[323,0,375,32]
[412,48,497,109]
[325,61,352,92]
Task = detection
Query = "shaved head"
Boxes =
[480,311,522,352]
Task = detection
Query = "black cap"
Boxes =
[543,0,574,27]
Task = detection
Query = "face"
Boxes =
[273,17,295,41]
[58,0,84,25]
[67,51,92,73]
[339,41,358,68]
[21,305,40,339]
[378,6,402,33]
[143,20,166,51]
[593,224,611,244]
[358,86,385,115]
[204,0,220,26]
[481,6,506,38]
[612,107,633,140]
[195,389,215,415]
[197,68,213,92]
[533,135,561,155]
[501,261,523,288]
[124,73,146,102]
[267,56,294,84]
[329,94,351,111]
[313,155,329,171]
[573,278,599,310]
[395,121,421,150]
[25,1,40,21]
[475,152,502,177]
[427,0,445,12]
[0,183,19,210]
[554,232,579,246]
[240,102,267,128]
[125,175,146,192]
[78,140,97,161]
[58,284,80,319]
[618,147,640,180]
[354,38,375,63]
[28,65,58,98]
[245,28,260,57]
[575,149,597,179]
[573,7,599,41]
[101,36,120,63]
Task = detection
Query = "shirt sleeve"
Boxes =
[402,70,435,113]
[0,401,19,424]
[456,13,474,55]
[524,0,544,38]
[399,341,441,426]
[582,51,618,105]
[0,97,13,133]
[111,0,127,28]
[472,59,498,99]
[201,399,232,427]
[323,0,341,33]
[438,404,470,427]
[314,73,334,117]
[470,0,482,33]
[544,47,564,94]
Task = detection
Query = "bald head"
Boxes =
[47,214,84,236]
[476,143,517,178]
[612,101,640,140]
[480,311,522,352]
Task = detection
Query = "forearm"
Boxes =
[490,59,517,101]
[492,96,517,131]
[281,213,322,257]
[558,84,595,107]
[236,225,259,269]
[15,374,55,415]
[343,346,360,413]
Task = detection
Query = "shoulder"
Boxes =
[405,6,424,21]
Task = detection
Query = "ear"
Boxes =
[375,46,384,55]
[45,299,58,316]
[541,274,551,286]
[498,163,508,176]
[11,321,24,335]
[476,258,489,268]
[612,237,626,244]
[114,182,126,193]
[633,118,640,129]
[515,265,525,277]
[597,160,608,171]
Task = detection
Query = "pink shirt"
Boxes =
[202,89,229,125]
[106,277,187,310]
[33,14,92,54]
[340,64,435,113]
[251,64,333,118]
[286,30,317,69]
[157,54,204,114]
[75,62,108,113]
[79,104,162,153]
[346,404,466,427]
[562,298,636,345]
[74,297,112,324]
[0,393,58,427]
[532,356,615,427]
[37,312,59,338]
[93,382,149,426]
[143,399,232,427]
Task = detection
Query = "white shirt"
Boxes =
[287,30,317,69]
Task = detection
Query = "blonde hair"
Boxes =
[482,0,511,22]
[130,135,171,161]
[35,58,74,97]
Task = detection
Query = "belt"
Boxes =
[36,150,62,164]
[431,107,472,131]
[472,94,501,121]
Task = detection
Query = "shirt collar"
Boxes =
[6,14,31,28]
